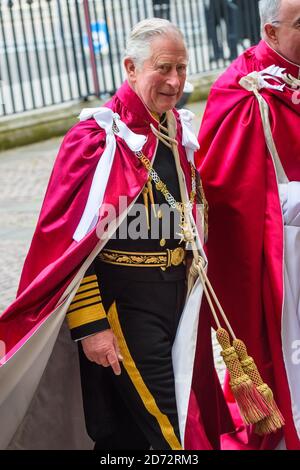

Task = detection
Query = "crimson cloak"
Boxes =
[197,40,300,450]
[0,81,231,449]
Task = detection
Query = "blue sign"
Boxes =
[83,21,109,55]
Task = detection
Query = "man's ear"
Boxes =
[124,57,137,83]
[264,23,279,45]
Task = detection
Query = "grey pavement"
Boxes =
[0,138,59,312]
[0,99,225,383]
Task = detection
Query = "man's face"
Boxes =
[267,0,300,65]
[125,34,188,115]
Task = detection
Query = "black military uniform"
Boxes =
[67,115,188,450]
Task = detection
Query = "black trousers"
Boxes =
[79,263,186,450]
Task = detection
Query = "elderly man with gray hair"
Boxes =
[0,18,233,451]
[198,0,300,450]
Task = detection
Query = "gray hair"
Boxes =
[259,0,282,34]
[124,18,187,68]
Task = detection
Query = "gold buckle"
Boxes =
[170,247,185,266]
[165,247,185,268]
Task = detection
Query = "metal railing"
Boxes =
[0,0,260,116]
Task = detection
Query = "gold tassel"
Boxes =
[147,179,157,218]
[142,186,150,230]
[216,329,271,424]
[233,339,285,434]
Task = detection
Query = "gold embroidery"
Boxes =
[98,248,185,269]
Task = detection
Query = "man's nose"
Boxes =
[166,70,181,89]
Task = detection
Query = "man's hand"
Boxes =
[81,329,123,375]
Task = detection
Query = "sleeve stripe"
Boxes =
[69,293,101,308]
[68,297,102,313]
[79,274,97,286]
[77,281,99,294]
[72,288,101,302]
[67,303,107,330]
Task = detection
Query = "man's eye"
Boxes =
[159,65,169,73]
[293,20,300,29]
[177,65,187,74]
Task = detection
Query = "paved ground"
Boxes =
[0,138,58,311]
[0,100,225,383]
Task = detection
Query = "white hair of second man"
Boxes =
[124,18,187,68]
[259,0,282,35]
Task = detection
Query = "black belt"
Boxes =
[98,247,186,271]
